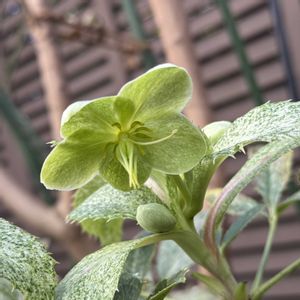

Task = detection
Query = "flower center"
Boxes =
[112,121,149,188]
[112,121,177,188]
[118,131,129,141]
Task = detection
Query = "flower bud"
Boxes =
[136,203,176,233]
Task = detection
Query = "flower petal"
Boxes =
[143,114,208,174]
[41,131,107,191]
[118,64,192,121]
[113,97,135,129]
[99,145,151,191]
[61,100,91,129]
[61,97,118,138]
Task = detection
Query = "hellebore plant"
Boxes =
[1,64,300,300]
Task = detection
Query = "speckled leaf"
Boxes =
[73,176,122,245]
[254,151,293,207]
[114,244,155,300]
[68,185,162,222]
[205,189,260,216]
[193,272,227,297]
[73,175,106,206]
[148,270,188,300]
[277,190,300,215]
[222,204,264,249]
[212,101,300,159]
[124,244,155,279]
[56,238,154,300]
[80,218,123,246]
[114,273,142,300]
[170,285,219,300]
[156,240,193,279]
[118,64,192,121]
[0,279,23,300]
[0,218,57,300]
[208,138,300,234]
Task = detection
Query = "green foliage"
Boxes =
[0,278,23,300]
[212,101,300,160]
[222,204,264,250]
[123,243,155,280]
[277,190,300,215]
[73,174,106,206]
[72,175,122,245]
[37,64,300,300]
[193,273,227,298]
[233,282,248,300]
[56,234,171,300]
[56,240,141,300]
[156,240,193,279]
[209,139,300,231]
[115,244,155,300]
[205,189,260,216]
[80,218,123,246]
[255,151,293,209]
[148,270,188,300]
[114,273,142,300]
[69,185,162,222]
[0,218,57,300]
[170,285,218,300]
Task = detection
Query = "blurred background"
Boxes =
[0,0,300,299]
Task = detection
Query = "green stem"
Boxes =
[148,227,237,298]
[174,231,237,299]
[171,175,192,206]
[172,191,196,232]
[251,215,278,292]
[252,258,300,300]
[139,229,237,299]
[137,230,211,266]
[186,156,218,219]
[169,174,196,229]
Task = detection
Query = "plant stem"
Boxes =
[173,231,237,299]
[139,229,237,299]
[171,175,192,206]
[251,214,278,292]
[252,258,300,300]
[168,175,196,231]
[172,194,196,232]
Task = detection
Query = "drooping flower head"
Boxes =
[41,64,208,191]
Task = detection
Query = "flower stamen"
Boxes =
[130,129,178,146]
[115,141,139,188]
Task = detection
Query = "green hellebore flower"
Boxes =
[41,64,208,191]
